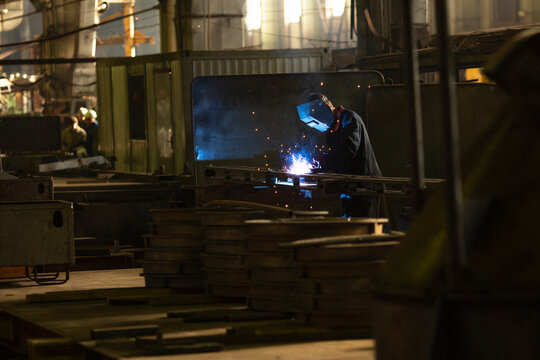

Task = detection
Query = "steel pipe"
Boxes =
[434,0,466,281]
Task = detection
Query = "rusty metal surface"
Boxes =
[244,219,391,313]
[296,311,372,329]
[141,261,202,275]
[143,274,205,289]
[198,210,265,226]
[245,238,285,252]
[144,249,202,262]
[249,267,301,282]
[202,226,252,241]
[247,218,387,238]
[244,252,296,268]
[204,241,246,255]
[143,235,203,248]
[294,242,399,262]
[204,269,249,284]
[302,260,385,279]
[248,282,298,297]
[150,222,203,237]
[200,254,244,270]
[205,283,249,297]
[296,278,371,295]
[0,177,53,201]
[248,297,299,313]
[149,208,201,223]
[298,294,371,312]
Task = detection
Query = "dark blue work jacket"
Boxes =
[325,109,382,177]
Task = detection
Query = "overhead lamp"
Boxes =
[326,0,346,17]
[284,0,301,24]
[245,0,261,31]
[97,1,108,14]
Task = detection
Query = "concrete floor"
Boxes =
[0,269,376,359]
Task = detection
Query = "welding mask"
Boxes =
[296,99,335,132]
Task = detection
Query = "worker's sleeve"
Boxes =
[338,114,362,160]
[61,131,68,151]
[324,113,362,173]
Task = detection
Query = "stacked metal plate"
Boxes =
[142,208,205,291]
[290,236,400,329]
[244,218,388,313]
[199,209,265,298]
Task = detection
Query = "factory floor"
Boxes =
[0,269,375,359]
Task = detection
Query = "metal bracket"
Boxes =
[25,265,70,285]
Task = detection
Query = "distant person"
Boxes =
[76,107,88,123]
[297,93,382,217]
[80,109,99,155]
[61,116,87,156]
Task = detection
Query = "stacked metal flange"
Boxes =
[199,209,265,298]
[285,233,402,329]
[142,208,205,291]
[244,218,389,313]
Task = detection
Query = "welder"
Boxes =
[297,93,382,217]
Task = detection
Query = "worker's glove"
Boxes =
[311,153,328,173]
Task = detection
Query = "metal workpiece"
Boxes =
[0,201,75,268]
[142,208,205,291]
[286,234,399,329]
[244,217,389,314]
[204,164,444,198]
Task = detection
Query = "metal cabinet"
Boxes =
[0,201,74,267]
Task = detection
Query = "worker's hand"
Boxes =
[312,153,328,172]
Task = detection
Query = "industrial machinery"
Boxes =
[0,200,74,283]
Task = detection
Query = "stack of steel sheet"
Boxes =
[199,209,265,298]
[244,218,389,313]
[142,208,205,290]
[289,235,401,329]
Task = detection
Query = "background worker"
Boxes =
[80,109,99,155]
[297,93,383,217]
[61,116,87,156]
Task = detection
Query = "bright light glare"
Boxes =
[326,0,346,17]
[245,0,262,30]
[284,0,301,24]
[286,154,313,175]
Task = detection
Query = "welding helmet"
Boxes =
[296,99,335,132]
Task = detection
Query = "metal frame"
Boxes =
[25,265,70,285]
[203,165,444,198]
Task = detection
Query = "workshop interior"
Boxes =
[0,0,538,359]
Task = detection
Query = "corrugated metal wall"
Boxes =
[96,48,329,174]
[183,48,330,78]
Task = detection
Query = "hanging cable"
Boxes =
[0,4,159,49]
